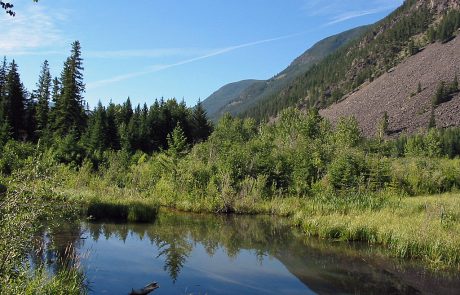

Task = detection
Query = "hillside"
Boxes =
[242,0,460,125]
[201,79,262,120]
[202,26,368,121]
[320,34,460,137]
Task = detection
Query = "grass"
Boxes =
[12,161,460,270]
[292,193,460,269]
[55,178,460,269]
[57,188,160,223]
[4,267,86,295]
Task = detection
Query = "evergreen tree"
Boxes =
[0,57,6,98]
[1,60,26,140]
[191,99,212,143]
[377,111,389,140]
[167,123,189,158]
[53,41,86,137]
[106,102,120,150]
[87,101,107,152]
[147,99,161,151]
[451,74,458,93]
[429,108,436,129]
[34,60,51,136]
[0,57,7,136]
[408,40,417,55]
[139,103,149,151]
[24,92,37,141]
[47,77,60,133]
[119,97,133,125]
[432,81,446,106]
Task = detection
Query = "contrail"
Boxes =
[87,31,306,90]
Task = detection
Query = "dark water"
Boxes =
[39,212,460,295]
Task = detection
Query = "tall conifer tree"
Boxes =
[2,60,25,139]
[191,99,212,143]
[54,41,86,137]
[35,60,51,136]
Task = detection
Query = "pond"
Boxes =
[38,212,460,295]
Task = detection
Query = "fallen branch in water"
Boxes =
[130,282,159,295]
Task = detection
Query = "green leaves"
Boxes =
[167,123,189,158]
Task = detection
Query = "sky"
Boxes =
[0,0,404,108]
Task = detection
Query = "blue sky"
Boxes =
[0,0,403,107]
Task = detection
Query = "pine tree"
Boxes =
[87,101,107,152]
[191,99,212,143]
[120,97,133,125]
[428,108,436,129]
[105,102,120,150]
[451,74,458,93]
[53,41,86,137]
[24,92,37,141]
[2,60,26,140]
[0,57,6,98]
[0,57,10,134]
[167,123,189,158]
[377,111,389,140]
[139,103,149,151]
[408,40,417,55]
[35,60,51,136]
[432,81,446,106]
[147,100,161,151]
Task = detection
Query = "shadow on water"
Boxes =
[41,212,460,294]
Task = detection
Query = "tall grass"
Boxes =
[293,193,460,268]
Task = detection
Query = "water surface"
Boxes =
[41,212,460,294]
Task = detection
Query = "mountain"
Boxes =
[241,0,460,128]
[320,34,460,137]
[202,26,369,121]
[201,79,263,120]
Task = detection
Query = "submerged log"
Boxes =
[129,282,159,295]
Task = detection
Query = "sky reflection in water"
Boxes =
[46,213,460,295]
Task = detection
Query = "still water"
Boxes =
[40,212,460,295]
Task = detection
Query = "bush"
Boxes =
[391,158,460,195]
[328,149,368,190]
[0,140,36,174]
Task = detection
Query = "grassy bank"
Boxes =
[293,193,460,269]
[60,188,159,223]
[0,170,86,295]
[53,173,460,269]
[3,109,460,274]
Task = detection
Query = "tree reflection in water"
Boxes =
[42,212,460,295]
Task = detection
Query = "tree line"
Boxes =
[0,41,212,165]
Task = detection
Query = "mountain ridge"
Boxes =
[241,0,460,126]
[202,26,369,121]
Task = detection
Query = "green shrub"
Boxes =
[0,140,36,174]
[328,149,367,190]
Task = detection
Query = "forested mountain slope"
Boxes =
[320,34,460,137]
[202,26,368,121]
[242,0,460,128]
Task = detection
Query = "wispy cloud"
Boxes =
[302,0,403,25]
[326,6,397,26]
[87,33,303,90]
[84,48,215,59]
[0,4,68,54]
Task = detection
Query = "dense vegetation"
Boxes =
[0,41,210,293]
[0,42,212,169]
[242,5,460,122]
[2,1,460,293]
[3,107,460,272]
